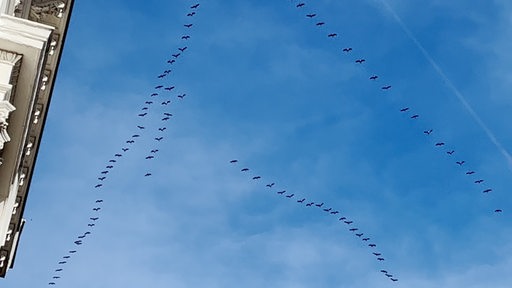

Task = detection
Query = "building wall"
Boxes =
[0,0,73,277]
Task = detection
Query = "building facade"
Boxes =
[0,0,73,277]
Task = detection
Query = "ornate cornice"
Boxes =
[29,0,67,21]
[0,51,22,65]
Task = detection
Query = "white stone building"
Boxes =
[0,0,73,277]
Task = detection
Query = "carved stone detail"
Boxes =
[0,101,16,150]
[0,51,22,64]
[29,0,67,20]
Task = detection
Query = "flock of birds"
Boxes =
[230,159,400,282]
[45,0,504,286]
[288,0,502,214]
[47,2,202,285]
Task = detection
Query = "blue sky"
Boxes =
[3,0,512,287]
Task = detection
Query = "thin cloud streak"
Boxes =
[378,0,512,171]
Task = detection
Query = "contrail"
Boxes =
[378,0,512,170]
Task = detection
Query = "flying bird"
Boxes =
[230,160,238,163]
[241,168,249,172]
[286,194,295,198]
[126,140,135,144]
[157,74,166,79]
[162,117,170,121]
[316,22,325,26]
[266,183,275,188]
[323,208,332,212]
[252,176,261,180]
[380,270,388,273]
[400,107,409,112]
[94,184,102,188]
[435,142,445,146]
[424,129,433,135]
[349,228,358,231]
[495,209,503,213]
[306,202,314,206]
[377,258,385,261]
[391,278,398,282]
[165,86,175,91]
[155,85,163,89]
[355,233,364,237]
[55,268,63,272]
[74,241,82,245]
[277,190,286,195]
[144,173,152,177]
[161,100,171,105]
[306,13,316,18]
[410,114,419,119]
[151,149,159,153]
[62,256,70,259]
[466,171,475,175]
[179,46,188,52]
[158,127,167,131]
[373,252,381,256]
[151,93,158,96]
[184,24,193,28]
[172,53,181,58]
[187,12,196,16]
[106,165,113,169]
[344,221,353,224]
[137,126,145,130]
[447,150,455,155]
[167,59,175,64]
[95,200,103,203]
[370,75,378,80]
[385,273,393,277]
[115,154,122,157]
[145,101,153,105]
[381,85,392,90]
[181,35,191,40]
[474,180,484,184]
[296,3,305,7]
[355,59,366,64]
[327,33,337,38]
[88,224,95,227]
[178,94,186,99]
[49,283,56,285]
[369,244,376,247]
[362,237,370,241]
[69,250,77,254]
[145,155,154,159]
[330,211,339,215]
[98,177,106,181]
[93,207,101,211]
[456,161,465,166]
[155,137,164,141]
[297,198,306,203]
[138,113,147,117]
[52,276,61,279]
[342,47,352,52]
[315,202,324,207]
[122,148,129,152]
[101,171,109,174]
[164,113,173,117]
[90,217,99,221]
[483,189,492,193]
[191,3,200,8]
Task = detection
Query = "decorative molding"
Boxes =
[29,0,66,21]
[0,100,16,150]
[0,50,22,65]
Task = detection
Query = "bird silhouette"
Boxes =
[266,183,275,188]
[297,198,306,203]
[88,224,95,227]
[55,268,63,272]
[424,129,433,135]
[370,75,378,80]
[145,156,154,160]
[191,3,200,8]
[495,209,503,213]
[187,12,196,16]
[101,171,109,175]
[355,233,363,237]
[230,160,238,163]
[164,113,173,117]
[323,208,332,212]
[411,114,419,119]
[456,161,465,166]
[339,217,346,221]
[344,221,353,224]
[69,250,77,253]
[184,24,193,28]
[178,94,186,99]
[158,127,167,131]
[181,35,191,40]
[391,278,398,282]
[474,180,484,184]
[342,47,352,52]
[161,101,171,105]
[52,276,61,279]
[137,126,145,130]
[155,85,163,89]
[286,194,295,198]
[167,59,175,64]
[381,85,392,90]
[349,228,358,231]
[106,165,113,169]
[362,237,370,241]
[355,59,366,64]
[327,33,337,37]
[296,3,305,7]
[162,117,170,121]
[172,53,181,58]
[151,149,159,153]
[73,241,82,245]
[157,74,166,79]
[385,273,393,277]
[144,173,152,177]
[315,202,324,207]
[155,137,164,141]
[369,244,376,247]
[316,22,325,26]
[49,282,56,285]
[330,211,339,215]
[277,190,286,195]
[380,270,388,273]
[306,13,316,18]
[98,177,106,181]
[163,70,171,74]
[483,189,492,193]
[62,256,70,259]
[138,113,147,117]
[93,207,101,211]
[447,150,455,155]
[126,140,135,144]
[306,202,314,206]
[373,252,381,256]
[435,142,445,146]
[115,154,122,157]
[95,200,103,203]
[400,107,409,112]
[253,176,261,180]
[122,147,129,152]
[466,171,475,175]
[90,217,99,221]
[145,101,153,104]
[165,86,175,91]
[241,168,249,172]
[377,258,385,261]
[179,46,188,52]
[151,93,159,97]
[94,184,102,188]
